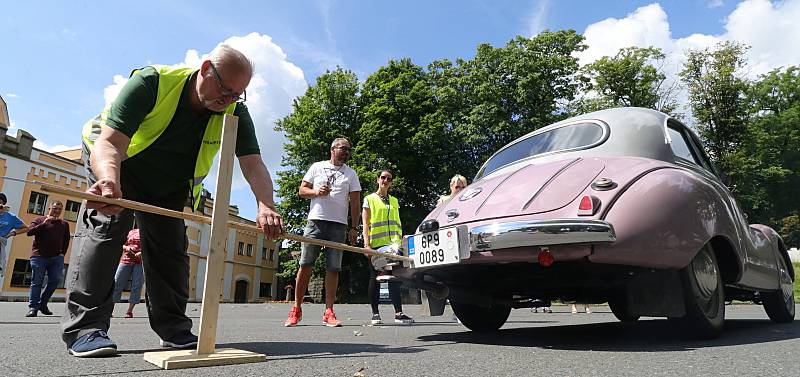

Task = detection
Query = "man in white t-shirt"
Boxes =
[284,137,362,327]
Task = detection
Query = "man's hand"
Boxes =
[347,228,358,245]
[85,178,124,216]
[256,206,284,240]
[316,185,331,197]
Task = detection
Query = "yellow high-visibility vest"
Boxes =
[366,193,402,248]
[82,65,236,209]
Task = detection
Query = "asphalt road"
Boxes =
[1,302,798,376]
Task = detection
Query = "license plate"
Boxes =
[408,228,460,267]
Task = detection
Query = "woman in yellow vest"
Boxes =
[362,170,413,325]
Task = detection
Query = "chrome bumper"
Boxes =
[469,219,615,251]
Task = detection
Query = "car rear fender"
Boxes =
[708,236,743,284]
[592,168,742,270]
[750,224,794,284]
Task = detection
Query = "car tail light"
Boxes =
[538,248,554,267]
[578,195,599,216]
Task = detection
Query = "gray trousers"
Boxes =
[60,205,191,346]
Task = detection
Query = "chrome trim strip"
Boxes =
[469,219,616,251]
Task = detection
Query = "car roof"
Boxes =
[477,107,691,179]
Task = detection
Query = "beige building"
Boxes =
[0,95,279,303]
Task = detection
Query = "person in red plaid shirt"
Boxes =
[112,229,143,318]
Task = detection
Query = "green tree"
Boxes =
[679,41,750,177]
[735,67,800,243]
[577,46,679,114]
[428,31,587,183]
[358,58,446,229]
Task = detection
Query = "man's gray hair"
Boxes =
[331,137,350,148]
[209,44,254,78]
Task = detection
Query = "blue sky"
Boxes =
[2,0,797,220]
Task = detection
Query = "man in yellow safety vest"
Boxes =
[62,45,283,358]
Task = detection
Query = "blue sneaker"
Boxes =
[159,331,198,349]
[69,330,117,357]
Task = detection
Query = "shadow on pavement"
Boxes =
[417,318,800,352]
[0,321,61,325]
[218,341,427,359]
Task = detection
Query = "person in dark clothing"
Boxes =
[26,200,70,317]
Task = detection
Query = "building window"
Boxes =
[269,249,275,261]
[259,283,272,298]
[246,244,253,257]
[27,191,49,215]
[64,200,81,222]
[10,259,31,287]
[237,242,244,256]
[261,247,267,259]
[9,259,67,288]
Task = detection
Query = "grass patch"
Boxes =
[794,262,800,303]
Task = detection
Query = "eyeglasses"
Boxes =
[333,146,351,152]
[379,175,393,182]
[208,62,247,103]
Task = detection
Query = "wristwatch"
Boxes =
[9,230,15,236]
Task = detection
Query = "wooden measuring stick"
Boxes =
[38,175,412,263]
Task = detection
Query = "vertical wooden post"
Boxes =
[197,114,238,354]
[144,114,265,369]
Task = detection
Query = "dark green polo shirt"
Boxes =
[104,66,260,207]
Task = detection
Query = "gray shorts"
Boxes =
[299,220,346,272]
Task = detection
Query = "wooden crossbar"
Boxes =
[38,180,411,262]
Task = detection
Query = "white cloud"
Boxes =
[578,1,800,78]
[103,74,129,105]
[708,0,724,8]
[571,0,800,121]
[317,0,336,46]
[33,140,80,153]
[4,93,19,99]
[527,0,552,36]
[213,33,308,188]
[723,0,800,75]
[578,3,675,67]
[101,33,308,215]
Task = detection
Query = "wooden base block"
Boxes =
[143,348,266,370]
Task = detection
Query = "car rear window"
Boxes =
[476,122,605,179]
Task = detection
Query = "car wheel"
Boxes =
[451,300,511,332]
[608,294,640,322]
[680,243,724,339]
[762,254,795,323]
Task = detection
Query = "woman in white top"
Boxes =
[438,174,468,204]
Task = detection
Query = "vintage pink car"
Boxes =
[396,107,795,338]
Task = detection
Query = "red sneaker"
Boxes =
[284,307,302,327]
[322,308,342,327]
